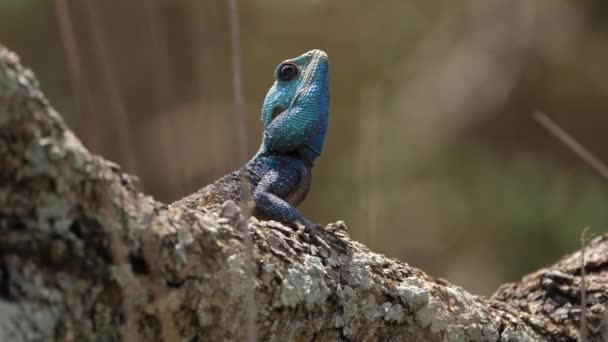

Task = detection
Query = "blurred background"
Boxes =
[1,0,607,295]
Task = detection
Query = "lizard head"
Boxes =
[260,49,329,129]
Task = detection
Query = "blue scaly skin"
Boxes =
[173,50,329,229]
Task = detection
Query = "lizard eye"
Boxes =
[277,63,298,82]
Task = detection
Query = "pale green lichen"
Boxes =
[396,277,429,311]
[442,287,499,340]
[0,52,20,126]
[0,260,64,341]
[449,322,500,342]
[61,129,90,170]
[283,320,304,341]
[481,323,500,341]
[327,252,340,267]
[55,272,74,292]
[333,313,346,328]
[347,253,374,289]
[24,138,59,178]
[334,284,387,338]
[17,302,61,341]
[201,213,220,234]
[334,285,357,327]
[360,296,381,321]
[36,193,73,233]
[263,263,275,273]
[444,324,476,342]
[343,322,359,338]
[0,60,18,93]
[22,123,90,179]
[435,321,500,342]
[280,255,330,308]
[415,297,452,333]
[500,326,538,342]
[21,68,39,88]
[0,64,18,93]
[0,300,21,341]
[445,286,485,321]
[381,302,405,323]
[412,284,512,341]
[227,254,248,298]
[173,225,193,268]
[257,306,270,317]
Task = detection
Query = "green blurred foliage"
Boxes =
[1,0,607,294]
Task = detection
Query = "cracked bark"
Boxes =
[0,44,606,342]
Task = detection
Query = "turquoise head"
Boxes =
[259,49,330,162]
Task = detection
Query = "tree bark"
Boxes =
[0,44,606,342]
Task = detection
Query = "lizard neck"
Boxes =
[251,145,316,167]
[252,145,268,161]
[297,146,319,166]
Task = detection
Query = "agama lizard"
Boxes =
[173,49,329,230]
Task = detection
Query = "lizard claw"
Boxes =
[294,218,321,231]
[294,219,332,249]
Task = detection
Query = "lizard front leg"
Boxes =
[252,163,318,230]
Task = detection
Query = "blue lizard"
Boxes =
[174,49,329,229]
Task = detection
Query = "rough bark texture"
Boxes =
[0,44,606,341]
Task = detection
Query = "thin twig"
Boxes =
[52,0,101,151]
[82,0,139,178]
[533,111,608,180]
[580,227,590,342]
[228,0,257,341]
[141,0,187,196]
[358,86,382,249]
[228,0,248,163]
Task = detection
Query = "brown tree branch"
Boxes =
[0,45,606,341]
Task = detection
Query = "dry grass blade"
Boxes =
[533,111,608,181]
[580,226,590,342]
